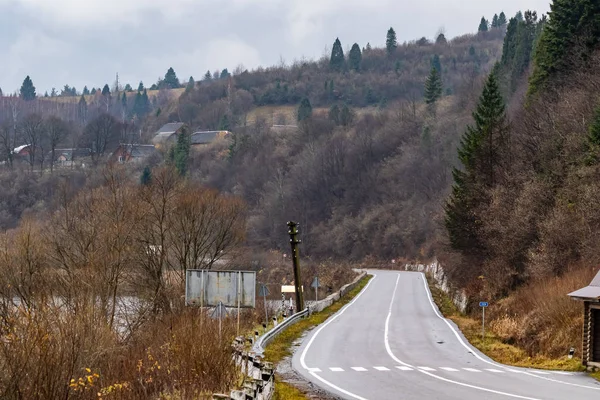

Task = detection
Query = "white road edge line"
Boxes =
[300,272,376,400]
[418,272,600,391]
[385,273,542,400]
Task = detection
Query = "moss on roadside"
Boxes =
[272,379,307,400]
[427,277,585,372]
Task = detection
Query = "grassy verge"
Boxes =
[264,275,372,397]
[427,278,585,372]
[272,379,307,400]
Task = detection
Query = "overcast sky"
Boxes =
[0,0,552,94]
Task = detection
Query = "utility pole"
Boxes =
[287,221,304,312]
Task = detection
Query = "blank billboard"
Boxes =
[186,270,256,308]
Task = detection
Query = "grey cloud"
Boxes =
[0,0,551,93]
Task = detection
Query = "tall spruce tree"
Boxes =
[386,27,397,55]
[297,98,313,121]
[174,127,191,177]
[349,43,362,71]
[20,76,36,101]
[329,104,341,125]
[164,67,180,89]
[102,84,111,96]
[529,0,600,94]
[498,12,508,26]
[424,66,443,105]
[186,76,195,92]
[445,71,508,252]
[204,70,212,81]
[492,14,499,28]
[330,38,345,71]
[138,81,144,92]
[83,86,90,95]
[78,95,88,124]
[436,33,448,45]
[140,166,152,185]
[478,17,489,32]
[431,54,442,73]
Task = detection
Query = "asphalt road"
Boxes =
[292,270,600,400]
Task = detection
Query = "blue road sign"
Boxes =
[479,301,489,307]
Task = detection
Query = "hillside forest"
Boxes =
[0,2,599,394]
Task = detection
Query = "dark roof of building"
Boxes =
[568,270,600,300]
[128,144,157,158]
[191,130,230,145]
[157,122,184,134]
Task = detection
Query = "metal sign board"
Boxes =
[211,301,228,319]
[281,285,303,293]
[479,302,489,307]
[186,270,256,308]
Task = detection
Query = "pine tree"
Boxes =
[515,11,524,21]
[330,38,345,71]
[204,70,212,81]
[102,84,110,96]
[140,166,152,185]
[138,81,144,92]
[90,88,96,95]
[78,95,88,123]
[220,69,230,79]
[339,104,354,126]
[498,12,508,26]
[365,43,372,52]
[20,76,36,101]
[174,127,191,177]
[492,14,499,28]
[297,98,313,122]
[478,17,489,32]
[424,66,443,105]
[436,33,448,45]
[121,92,127,111]
[529,0,600,94]
[445,71,508,252]
[329,104,341,125]
[394,60,402,75]
[386,28,397,55]
[186,76,195,92]
[124,84,133,92]
[83,86,90,95]
[44,91,49,97]
[349,43,362,72]
[431,54,442,73]
[219,114,231,131]
[164,67,180,89]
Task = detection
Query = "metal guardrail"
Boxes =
[252,308,309,355]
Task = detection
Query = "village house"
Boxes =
[110,144,157,164]
[51,148,92,167]
[151,122,186,147]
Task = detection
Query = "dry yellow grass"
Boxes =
[427,278,585,372]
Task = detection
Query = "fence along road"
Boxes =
[292,270,600,400]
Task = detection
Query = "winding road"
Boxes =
[292,270,600,400]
